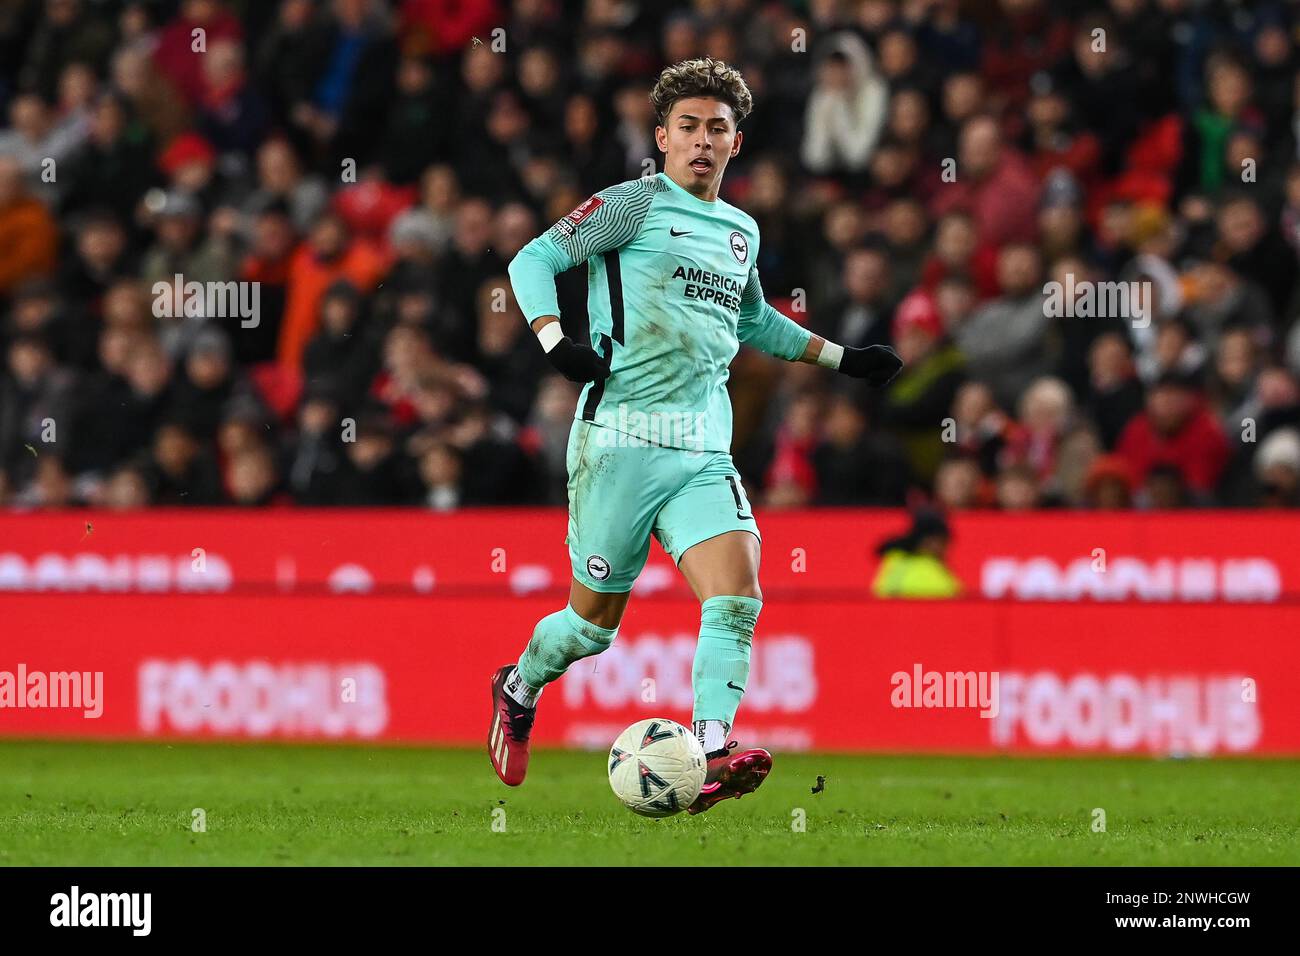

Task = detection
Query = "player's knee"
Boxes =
[574,599,624,630]
[700,578,761,604]
[558,604,618,658]
[569,580,629,629]
[570,605,617,637]
[700,594,762,642]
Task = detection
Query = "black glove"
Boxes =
[838,344,903,387]
[546,336,611,384]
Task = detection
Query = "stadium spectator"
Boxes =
[419,439,463,511]
[12,453,74,508]
[377,53,442,186]
[140,189,235,298]
[400,0,501,61]
[934,456,985,511]
[996,463,1041,511]
[8,278,75,370]
[1052,421,1104,508]
[1177,53,1262,201]
[449,400,538,505]
[1181,257,1275,358]
[527,374,579,506]
[146,419,222,505]
[1050,16,1141,175]
[934,70,984,160]
[196,38,270,159]
[235,201,297,365]
[0,92,87,195]
[153,0,244,108]
[801,32,888,177]
[811,392,908,506]
[64,95,155,226]
[813,245,896,351]
[1116,372,1230,499]
[981,0,1072,118]
[242,136,330,233]
[282,383,345,505]
[949,380,1012,477]
[763,390,821,509]
[1082,453,1135,510]
[1210,326,1262,430]
[61,209,131,330]
[930,114,1041,247]
[100,461,151,510]
[277,210,387,370]
[921,209,998,300]
[1139,314,1205,386]
[952,242,1047,409]
[1252,427,1300,508]
[170,327,241,440]
[334,411,410,506]
[387,164,458,265]
[18,0,115,103]
[1085,331,1145,450]
[879,288,965,485]
[1138,461,1191,509]
[1036,173,1087,265]
[157,129,221,204]
[435,197,502,348]
[1003,375,1074,493]
[227,443,282,506]
[473,276,544,424]
[0,155,58,296]
[871,508,962,598]
[303,278,376,411]
[0,332,75,488]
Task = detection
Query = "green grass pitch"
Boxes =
[2,740,1297,866]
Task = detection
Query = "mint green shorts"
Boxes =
[565,419,761,593]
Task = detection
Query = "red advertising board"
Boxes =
[0,508,1295,602]
[2,593,1295,755]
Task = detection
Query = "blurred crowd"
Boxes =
[3,0,1300,512]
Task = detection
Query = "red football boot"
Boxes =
[687,741,773,815]
[487,665,536,786]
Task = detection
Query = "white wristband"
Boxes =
[536,322,565,353]
[817,341,844,370]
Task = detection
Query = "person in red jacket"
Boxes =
[399,0,500,58]
[929,115,1042,248]
[276,211,389,371]
[152,0,244,107]
[1115,371,1230,499]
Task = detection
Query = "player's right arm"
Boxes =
[507,181,656,383]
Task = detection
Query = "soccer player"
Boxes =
[489,58,902,813]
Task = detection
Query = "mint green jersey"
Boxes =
[508,172,812,453]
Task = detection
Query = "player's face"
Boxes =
[656,97,742,200]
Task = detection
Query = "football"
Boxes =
[607,718,707,817]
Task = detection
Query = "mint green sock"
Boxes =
[691,595,762,726]
[517,604,617,688]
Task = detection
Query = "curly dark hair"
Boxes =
[649,57,754,127]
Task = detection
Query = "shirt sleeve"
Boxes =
[737,264,813,360]
[507,179,657,324]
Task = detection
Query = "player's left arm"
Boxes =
[737,265,903,387]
